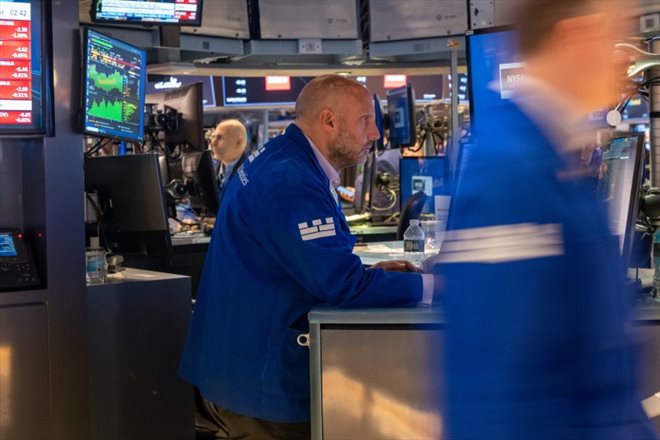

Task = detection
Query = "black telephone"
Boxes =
[0,229,40,291]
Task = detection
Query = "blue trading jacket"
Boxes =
[179,124,422,423]
[437,97,657,439]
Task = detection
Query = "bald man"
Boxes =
[209,119,248,191]
[180,75,434,439]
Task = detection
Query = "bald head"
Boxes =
[294,74,380,171]
[295,75,371,123]
[210,119,247,165]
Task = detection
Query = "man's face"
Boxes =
[210,124,235,163]
[328,90,380,169]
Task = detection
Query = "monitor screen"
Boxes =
[222,76,313,107]
[0,0,51,135]
[91,0,203,26]
[82,28,146,143]
[387,84,416,148]
[399,156,449,215]
[146,74,216,107]
[146,81,204,150]
[84,154,171,255]
[466,28,524,127]
[596,134,645,263]
[0,232,17,257]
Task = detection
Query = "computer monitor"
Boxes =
[596,134,645,264]
[387,85,416,148]
[0,0,52,136]
[84,154,171,255]
[399,156,450,215]
[91,0,203,26]
[466,27,523,127]
[81,28,146,143]
[146,82,204,151]
[179,150,220,216]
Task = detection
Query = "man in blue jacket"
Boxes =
[180,75,434,439]
[431,0,657,438]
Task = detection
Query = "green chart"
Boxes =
[89,64,124,93]
[89,98,137,122]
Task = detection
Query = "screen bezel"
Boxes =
[0,0,53,137]
[81,27,147,143]
[90,0,204,27]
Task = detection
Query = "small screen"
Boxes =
[387,85,416,148]
[92,0,203,26]
[0,233,17,257]
[82,28,146,142]
[0,0,49,135]
[399,156,449,214]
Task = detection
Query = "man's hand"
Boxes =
[369,260,422,273]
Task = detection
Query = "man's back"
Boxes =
[438,98,656,439]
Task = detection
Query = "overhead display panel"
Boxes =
[91,0,203,26]
[0,0,50,135]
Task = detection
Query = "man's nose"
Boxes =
[368,120,380,141]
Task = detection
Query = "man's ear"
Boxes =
[319,109,336,133]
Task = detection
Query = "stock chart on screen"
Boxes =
[82,28,145,142]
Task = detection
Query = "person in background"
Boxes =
[429,0,658,438]
[180,75,435,439]
[209,119,249,192]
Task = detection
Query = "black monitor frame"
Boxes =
[179,150,220,216]
[386,84,416,148]
[601,133,645,266]
[81,27,147,143]
[90,0,204,26]
[0,0,53,137]
[146,81,204,151]
[84,154,171,255]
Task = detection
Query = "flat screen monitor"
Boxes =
[91,0,203,26]
[179,150,220,216]
[84,154,171,255]
[387,84,416,148]
[146,81,204,150]
[466,27,524,127]
[0,0,52,136]
[82,28,146,143]
[146,74,216,107]
[596,134,645,264]
[399,156,449,215]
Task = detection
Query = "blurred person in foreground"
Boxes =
[180,75,434,439]
[429,1,658,438]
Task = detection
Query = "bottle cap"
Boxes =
[410,219,420,226]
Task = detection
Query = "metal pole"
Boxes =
[261,109,269,148]
[450,49,461,180]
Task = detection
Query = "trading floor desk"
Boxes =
[307,245,660,440]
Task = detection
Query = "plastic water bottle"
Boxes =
[403,219,425,266]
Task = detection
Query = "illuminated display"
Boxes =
[0,233,17,257]
[82,28,146,142]
[92,0,203,26]
[0,0,49,134]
